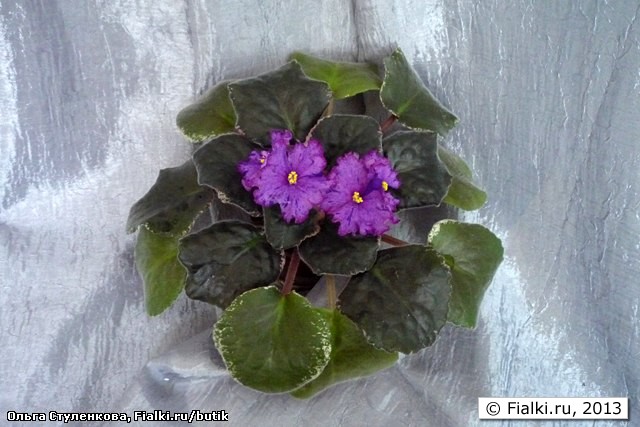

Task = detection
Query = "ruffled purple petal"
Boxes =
[363,150,401,189]
[332,190,398,236]
[238,150,269,190]
[328,152,368,192]
[242,129,329,223]
[321,152,367,213]
[280,189,317,223]
[324,151,401,237]
[266,134,290,173]
[270,129,293,146]
[289,139,327,176]
[268,174,329,223]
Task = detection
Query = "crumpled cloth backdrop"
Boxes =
[1,1,638,426]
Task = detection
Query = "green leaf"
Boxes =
[192,134,261,215]
[134,227,187,316]
[427,220,503,328]
[176,81,237,142]
[383,131,452,209]
[340,245,451,353]
[438,144,487,210]
[178,221,284,309]
[126,160,212,235]
[298,222,379,275]
[380,48,458,136]
[291,309,398,399]
[263,206,320,250]
[309,114,382,168]
[229,62,331,145]
[213,286,331,393]
[290,52,382,99]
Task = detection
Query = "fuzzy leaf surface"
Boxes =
[229,62,330,145]
[134,227,187,316]
[380,48,458,136]
[290,52,382,99]
[213,286,331,393]
[299,223,379,275]
[126,160,212,235]
[192,134,261,215]
[176,81,236,142]
[383,131,452,209]
[263,206,321,250]
[309,114,382,168]
[428,220,503,327]
[438,145,487,210]
[291,309,398,398]
[340,245,451,353]
[179,221,283,308]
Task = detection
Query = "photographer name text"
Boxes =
[6,409,229,423]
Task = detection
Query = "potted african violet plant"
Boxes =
[126,48,504,398]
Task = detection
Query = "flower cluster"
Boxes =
[238,129,400,237]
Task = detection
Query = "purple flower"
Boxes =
[322,151,400,237]
[238,149,270,191]
[362,151,401,192]
[238,130,293,190]
[238,129,329,223]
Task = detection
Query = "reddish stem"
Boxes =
[381,234,409,247]
[380,115,398,133]
[281,249,301,295]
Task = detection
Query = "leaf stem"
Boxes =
[281,249,300,295]
[381,234,409,247]
[380,114,397,133]
[323,98,335,118]
[326,274,337,309]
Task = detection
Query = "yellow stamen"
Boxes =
[382,181,389,191]
[288,171,298,185]
[259,157,266,164]
[352,191,364,203]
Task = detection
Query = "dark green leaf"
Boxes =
[437,144,487,210]
[213,286,331,393]
[229,62,331,145]
[383,131,452,209]
[263,206,320,250]
[176,81,236,142]
[192,134,261,215]
[291,309,398,398]
[135,227,187,316]
[340,245,451,353]
[298,222,379,275]
[178,221,284,308]
[309,114,382,168]
[427,220,503,328]
[380,48,458,136]
[126,160,212,235]
[290,52,382,99]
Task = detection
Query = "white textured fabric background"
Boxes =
[1,1,638,426]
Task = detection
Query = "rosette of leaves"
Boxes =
[126,48,503,397]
